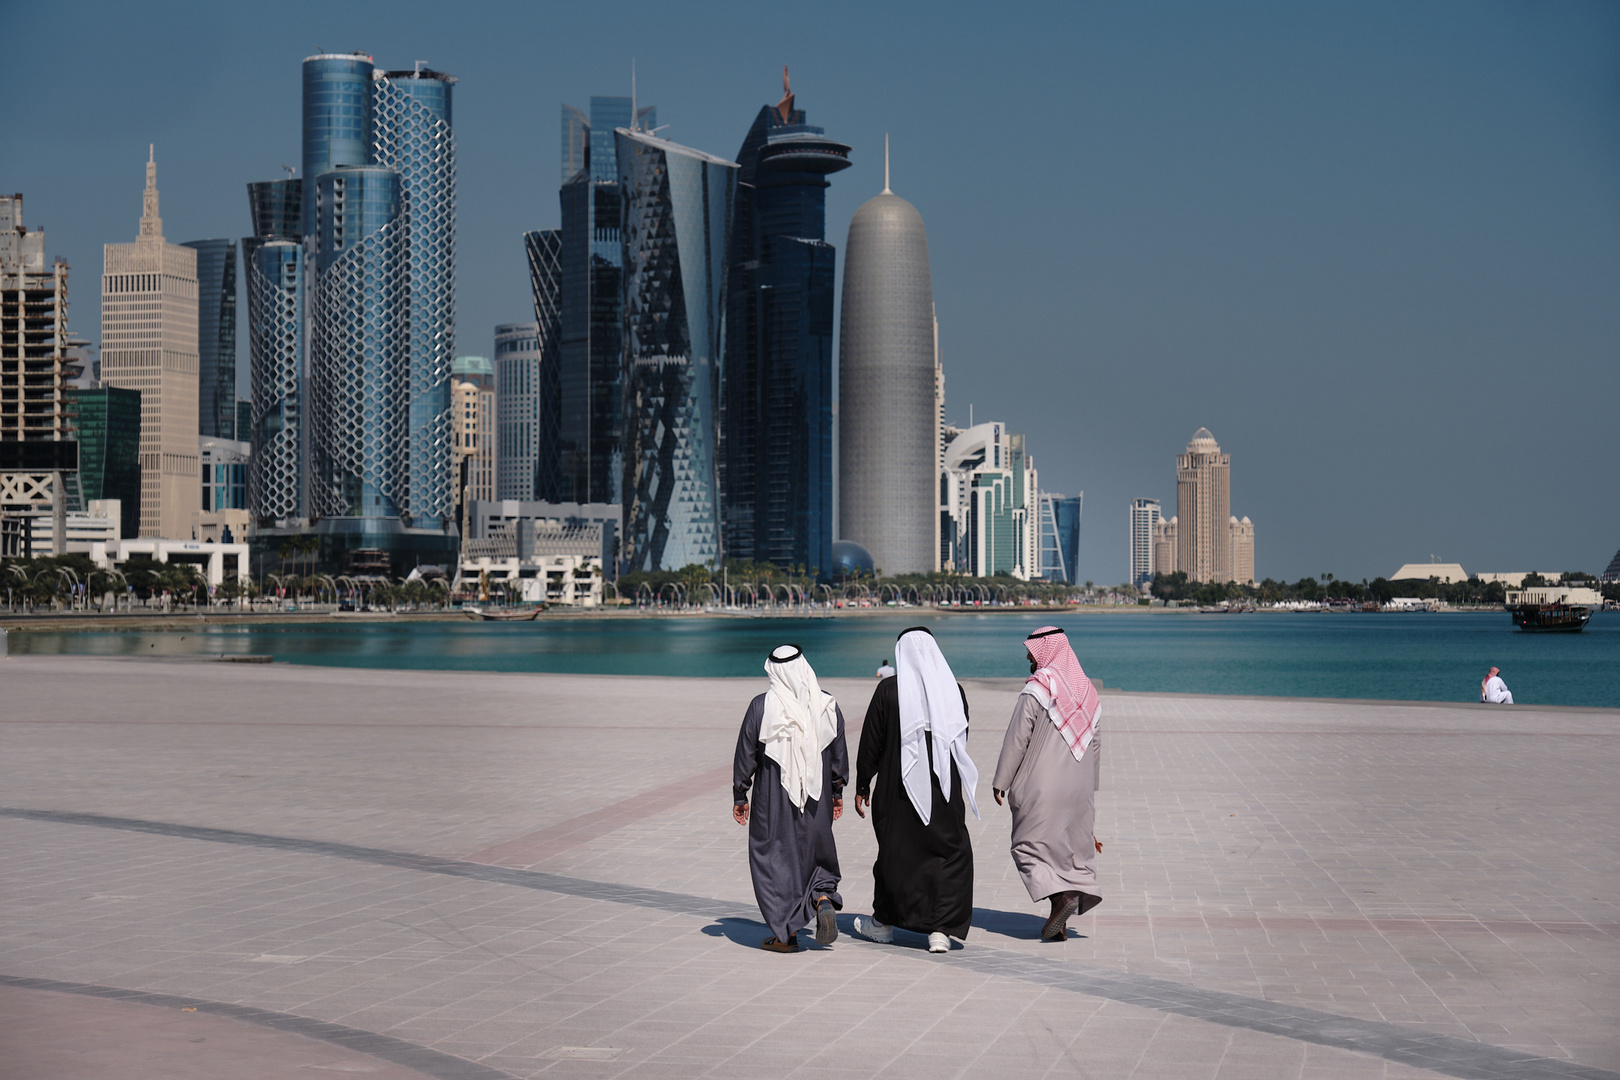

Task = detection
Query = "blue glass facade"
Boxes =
[301,54,374,235]
[182,239,237,440]
[616,129,736,572]
[244,177,303,522]
[522,229,562,501]
[1039,494,1083,584]
[309,166,406,519]
[243,238,302,521]
[548,96,655,506]
[721,87,849,576]
[372,68,457,526]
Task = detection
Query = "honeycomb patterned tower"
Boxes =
[371,69,456,527]
[244,239,303,521]
[308,167,408,519]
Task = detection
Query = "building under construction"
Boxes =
[1,194,80,556]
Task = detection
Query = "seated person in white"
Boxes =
[1481,666,1513,704]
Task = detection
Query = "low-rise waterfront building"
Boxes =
[459,518,604,606]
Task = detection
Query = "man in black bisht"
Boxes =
[852,626,980,953]
[733,645,848,952]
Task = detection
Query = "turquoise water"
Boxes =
[10,610,1618,708]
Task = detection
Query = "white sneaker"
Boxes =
[852,916,893,943]
[928,932,950,953]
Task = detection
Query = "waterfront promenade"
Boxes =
[1,656,1615,1079]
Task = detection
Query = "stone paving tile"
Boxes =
[2,656,1618,1078]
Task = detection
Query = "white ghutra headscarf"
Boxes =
[894,628,980,825]
[760,645,840,809]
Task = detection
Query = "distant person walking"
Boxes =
[853,627,978,953]
[732,645,848,952]
[875,659,895,679]
[992,627,1103,942]
[1481,666,1513,704]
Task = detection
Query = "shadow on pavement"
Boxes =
[972,906,1086,941]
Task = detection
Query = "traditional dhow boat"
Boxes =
[1505,585,1600,633]
[1508,602,1592,633]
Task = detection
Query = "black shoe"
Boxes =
[815,896,838,945]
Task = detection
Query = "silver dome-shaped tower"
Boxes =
[838,141,936,575]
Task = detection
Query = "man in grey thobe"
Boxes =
[733,645,848,952]
[992,626,1102,941]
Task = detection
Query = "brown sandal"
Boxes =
[762,934,800,953]
[1042,892,1080,941]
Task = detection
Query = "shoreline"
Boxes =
[1,603,1514,635]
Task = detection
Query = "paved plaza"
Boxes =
[0,654,1616,1079]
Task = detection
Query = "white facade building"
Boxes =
[1130,497,1161,587]
[939,422,1039,579]
[494,322,540,500]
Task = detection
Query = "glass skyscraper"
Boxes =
[523,228,562,501]
[181,239,237,440]
[615,128,737,573]
[244,178,302,523]
[721,75,849,576]
[67,386,142,538]
[551,96,653,506]
[1041,493,1085,585]
[371,67,456,526]
[309,165,406,519]
[297,54,457,544]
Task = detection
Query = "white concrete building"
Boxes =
[1130,498,1161,586]
[459,519,603,606]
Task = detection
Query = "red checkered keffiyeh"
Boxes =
[1024,626,1099,762]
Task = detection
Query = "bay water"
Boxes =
[9,610,1617,708]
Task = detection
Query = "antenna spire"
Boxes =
[882,133,890,193]
[631,60,638,132]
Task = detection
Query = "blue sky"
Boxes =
[6,1,1617,584]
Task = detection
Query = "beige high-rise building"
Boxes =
[1230,515,1255,585]
[1152,516,1177,577]
[451,356,495,530]
[1176,427,1231,583]
[102,147,198,538]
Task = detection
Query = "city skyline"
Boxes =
[6,2,1617,581]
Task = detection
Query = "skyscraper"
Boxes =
[721,70,849,576]
[308,164,406,520]
[371,65,457,527]
[451,355,495,528]
[615,127,737,573]
[1130,497,1161,587]
[494,322,540,500]
[67,386,141,538]
[102,148,200,538]
[1230,515,1255,585]
[181,239,237,439]
[522,229,562,500]
[243,178,302,522]
[938,422,1040,579]
[1,193,79,534]
[838,144,937,576]
[1040,493,1084,584]
[297,53,457,557]
[551,96,653,506]
[1176,427,1231,583]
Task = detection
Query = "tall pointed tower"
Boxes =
[837,140,937,575]
[102,147,200,538]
